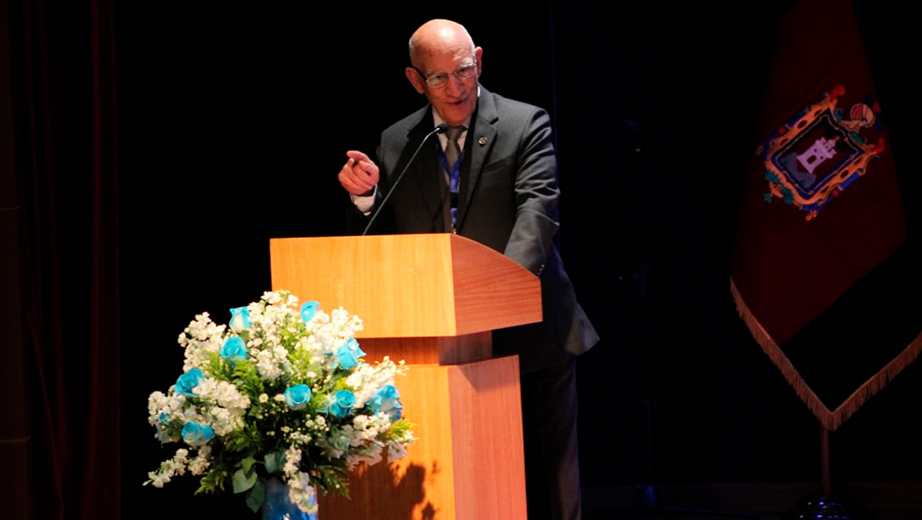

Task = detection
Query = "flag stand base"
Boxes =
[781,426,871,520]
[782,495,869,520]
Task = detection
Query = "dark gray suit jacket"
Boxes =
[351,86,598,373]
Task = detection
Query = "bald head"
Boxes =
[408,19,476,69]
[404,19,483,126]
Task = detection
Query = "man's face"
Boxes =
[406,45,483,127]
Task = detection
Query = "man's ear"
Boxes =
[405,67,426,94]
[475,46,483,76]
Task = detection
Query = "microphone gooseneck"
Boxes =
[361,124,448,236]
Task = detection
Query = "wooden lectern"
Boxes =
[270,234,541,520]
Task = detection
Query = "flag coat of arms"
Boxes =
[730,0,919,430]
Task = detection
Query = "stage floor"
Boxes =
[582,481,922,520]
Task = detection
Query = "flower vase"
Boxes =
[262,478,318,520]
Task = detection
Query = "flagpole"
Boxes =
[820,424,832,498]
[784,422,859,519]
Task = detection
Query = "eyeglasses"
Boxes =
[415,63,478,89]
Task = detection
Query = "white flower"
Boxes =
[188,377,250,435]
[146,448,189,488]
[344,357,404,409]
[386,441,408,461]
[290,431,312,444]
[254,344,290,381]
[287,471,318,515]
[179,313,226,372]
[147,392,188,428]
[283,446,302,477]
[262,291,282,304]
[188,445,211,475]
[147,391,167,418]
[346,444,384,470]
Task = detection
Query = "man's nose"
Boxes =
[445,74,465,96]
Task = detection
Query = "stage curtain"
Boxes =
[1,0,120,518]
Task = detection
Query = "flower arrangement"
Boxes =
[145,290,415,515]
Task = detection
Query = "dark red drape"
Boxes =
[2,0,120,518]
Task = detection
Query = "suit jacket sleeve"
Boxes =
[503,107,560,275]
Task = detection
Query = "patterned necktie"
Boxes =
[444,125,465,228]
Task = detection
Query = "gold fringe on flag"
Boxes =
[731,276,922,431]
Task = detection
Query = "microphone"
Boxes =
[362,123,448,236]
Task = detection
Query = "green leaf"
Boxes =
[241,456,256,474]
[245,479,266,513]
[232,468,258,494]
[195,468,229,495]
[265,450,284,474]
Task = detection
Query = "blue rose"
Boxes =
[221,336,248,365]
[336,338,366,370]
[229,306,250,332]
[182,422,215,447]
[347,338,366,358]
[337,346,359,370]
[155,413,178,443]
[349,338,365,353]
[284,384,312,410]
[300,301,319,323]
[330,390,356,418]
[369,385,403,420]
[175,368,204,396]
[366,394,382,413]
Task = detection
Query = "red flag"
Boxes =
[731,0,919,430]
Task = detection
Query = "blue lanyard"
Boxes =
[437,140,463,229]
[437,141,463,196]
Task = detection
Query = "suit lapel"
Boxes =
[400,107,449,232]
[457,86,498,232]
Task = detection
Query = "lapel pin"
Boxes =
[478,136,488,146]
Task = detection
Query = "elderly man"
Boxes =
[337,19,598,520]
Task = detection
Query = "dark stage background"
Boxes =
[7,0,921,518]
[120,0,922,515]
